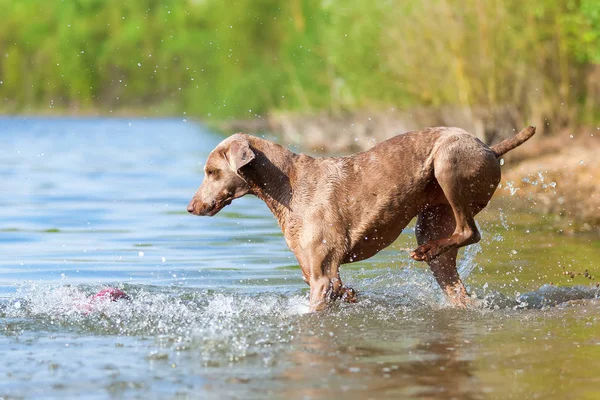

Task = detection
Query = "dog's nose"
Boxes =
[187,203,195,214]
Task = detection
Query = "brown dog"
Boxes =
[188,126,535,311]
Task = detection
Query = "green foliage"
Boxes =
[574,0,600,63]
[0,0,598,122]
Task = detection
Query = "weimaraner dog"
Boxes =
[188,126,535,311]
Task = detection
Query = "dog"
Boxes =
[187,126,535,311]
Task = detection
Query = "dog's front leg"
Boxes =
[328,268,358,304]
[298,259,357,310]
[298,251,338,312]
[309,275,333,312]
[309,262,359,311]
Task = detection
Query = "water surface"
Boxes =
[1,118,599,399]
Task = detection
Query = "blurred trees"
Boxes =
[0,0,598,127]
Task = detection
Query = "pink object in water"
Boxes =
[93,287,130,301]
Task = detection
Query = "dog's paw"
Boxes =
[330,286,358,303]
[444,292,476,309]
[341,287,358,303]
[410,242,442,262]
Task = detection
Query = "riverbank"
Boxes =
[500,130,599,234]
[217,107,525,153]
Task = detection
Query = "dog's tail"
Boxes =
[491,126,536,158]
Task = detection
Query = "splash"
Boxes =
[515,284,600,309]
[3,279,599,364]
[457,243,482,281]
[1,283,310,366]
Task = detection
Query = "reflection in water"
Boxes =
[275,313,483,399]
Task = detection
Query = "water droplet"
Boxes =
[504,181,519,196]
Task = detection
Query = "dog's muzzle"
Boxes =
[187,198,232,216]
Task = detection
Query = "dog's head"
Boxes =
[187,133,255,216]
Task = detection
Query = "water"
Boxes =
[1,117,599,399]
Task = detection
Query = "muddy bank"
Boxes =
[218,107,526,152]
[500,130,599,233]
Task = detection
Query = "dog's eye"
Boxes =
[206,169,219,178]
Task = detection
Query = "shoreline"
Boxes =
[1,105,531,152]
[500,130,599,235]
[217,107,529,153]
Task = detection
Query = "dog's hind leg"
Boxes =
[414,205,470,307]
[411,139,499,262]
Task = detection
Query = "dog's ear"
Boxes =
[226,136,255,172]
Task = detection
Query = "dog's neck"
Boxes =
[239,137,299,225]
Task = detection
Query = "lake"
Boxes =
[1,117,599,399]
